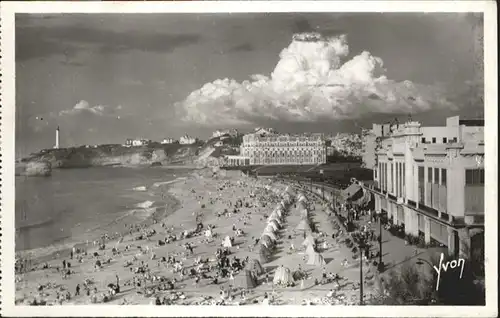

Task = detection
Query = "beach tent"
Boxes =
[295,219,311,232]
[307,251,326,266]
[305,243,316,255]
[273,266,294,286]
[266,222,279,232]
[298,200,308,210]
[205,228,213,238]
[261,231,277,242]
[269,211,280,221]
[268,217,282,227]
[234,270,257,289]
[264,224,277,235]
[299,209,308,220]
[258,245,271,264]
[260,236,273,249]
[302,235,316,247]
[268,219,281,230]
[273,209,282,218]
[246,259,264,276]
[223,236,233,248]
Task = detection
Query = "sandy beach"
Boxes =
[15,168,378,306]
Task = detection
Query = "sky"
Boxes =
[15,12,484,157]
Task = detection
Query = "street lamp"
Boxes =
[378,211,386,272]
[356,236,369,305]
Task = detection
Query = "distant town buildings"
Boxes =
[179,134,197,145]
[212,129,239,138]
[357,116,484,258]
[161,138,175,145]
[326,133,363,158]
[125,138,150,147]
[236,129,327,166]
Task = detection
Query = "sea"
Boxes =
[15,166,192,257]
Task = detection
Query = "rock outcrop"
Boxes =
[19,143,199,170]
[15,160,52,177]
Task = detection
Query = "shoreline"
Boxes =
[16,170,375,305]
[15,177,186,265]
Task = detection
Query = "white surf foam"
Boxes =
[132,186,147,191]
[135,200,155,209]
[152,177,187,188]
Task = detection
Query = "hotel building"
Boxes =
[238,130,327,165]
[358,116,484,257]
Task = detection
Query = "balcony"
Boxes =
[407,199,417,208]
[418,203,440,218]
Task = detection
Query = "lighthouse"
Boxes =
[55,126,60,149]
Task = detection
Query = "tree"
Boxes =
[369,250,485,306]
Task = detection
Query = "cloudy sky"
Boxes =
[16,13,483,157]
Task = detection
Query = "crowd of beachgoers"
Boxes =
[15,168,380,306]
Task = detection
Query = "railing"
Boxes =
[407,199,417,208]
[440,211,450,222]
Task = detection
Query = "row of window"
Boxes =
[252,158,324,164]
[243,144,324,148]
[465,169,485,185]
[421,137,458,144]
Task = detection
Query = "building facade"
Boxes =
[240,131,327,165]
[125,138,150,147]
[179,135,197,145]
[161,138,175,144]
[358,116,484,257]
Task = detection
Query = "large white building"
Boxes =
[125,138,150,147]
[212,129,238,138]
[179,135,197,145]
[238,130,327,165]
[161,138,175,144]
[357,116,484,258]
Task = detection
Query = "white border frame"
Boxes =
[1,1,497,317]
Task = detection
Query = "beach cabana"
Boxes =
[268,219,281,230]
[305,243,316,255]
[266,222,279,232]
[299,209,308,219]
[307,252,326,266]
[246,259,264,276]
[302,235,316,248]
[268,216,282,226]
[261,231,277,242]
[273,266,294,286]
[258,245,271,264]
[273,209,282,218]
[260,236,273,249]
[295,219,311,232]
[269,211,280,221]
[298,200,308,210]
[223,236,233,248]
[234,270,257,289]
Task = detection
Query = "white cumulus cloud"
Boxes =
[175,32,458,126]
[59,100,120,117]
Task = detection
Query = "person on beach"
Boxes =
[75,284,80,296]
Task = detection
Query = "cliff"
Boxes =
[20,143,200,169]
